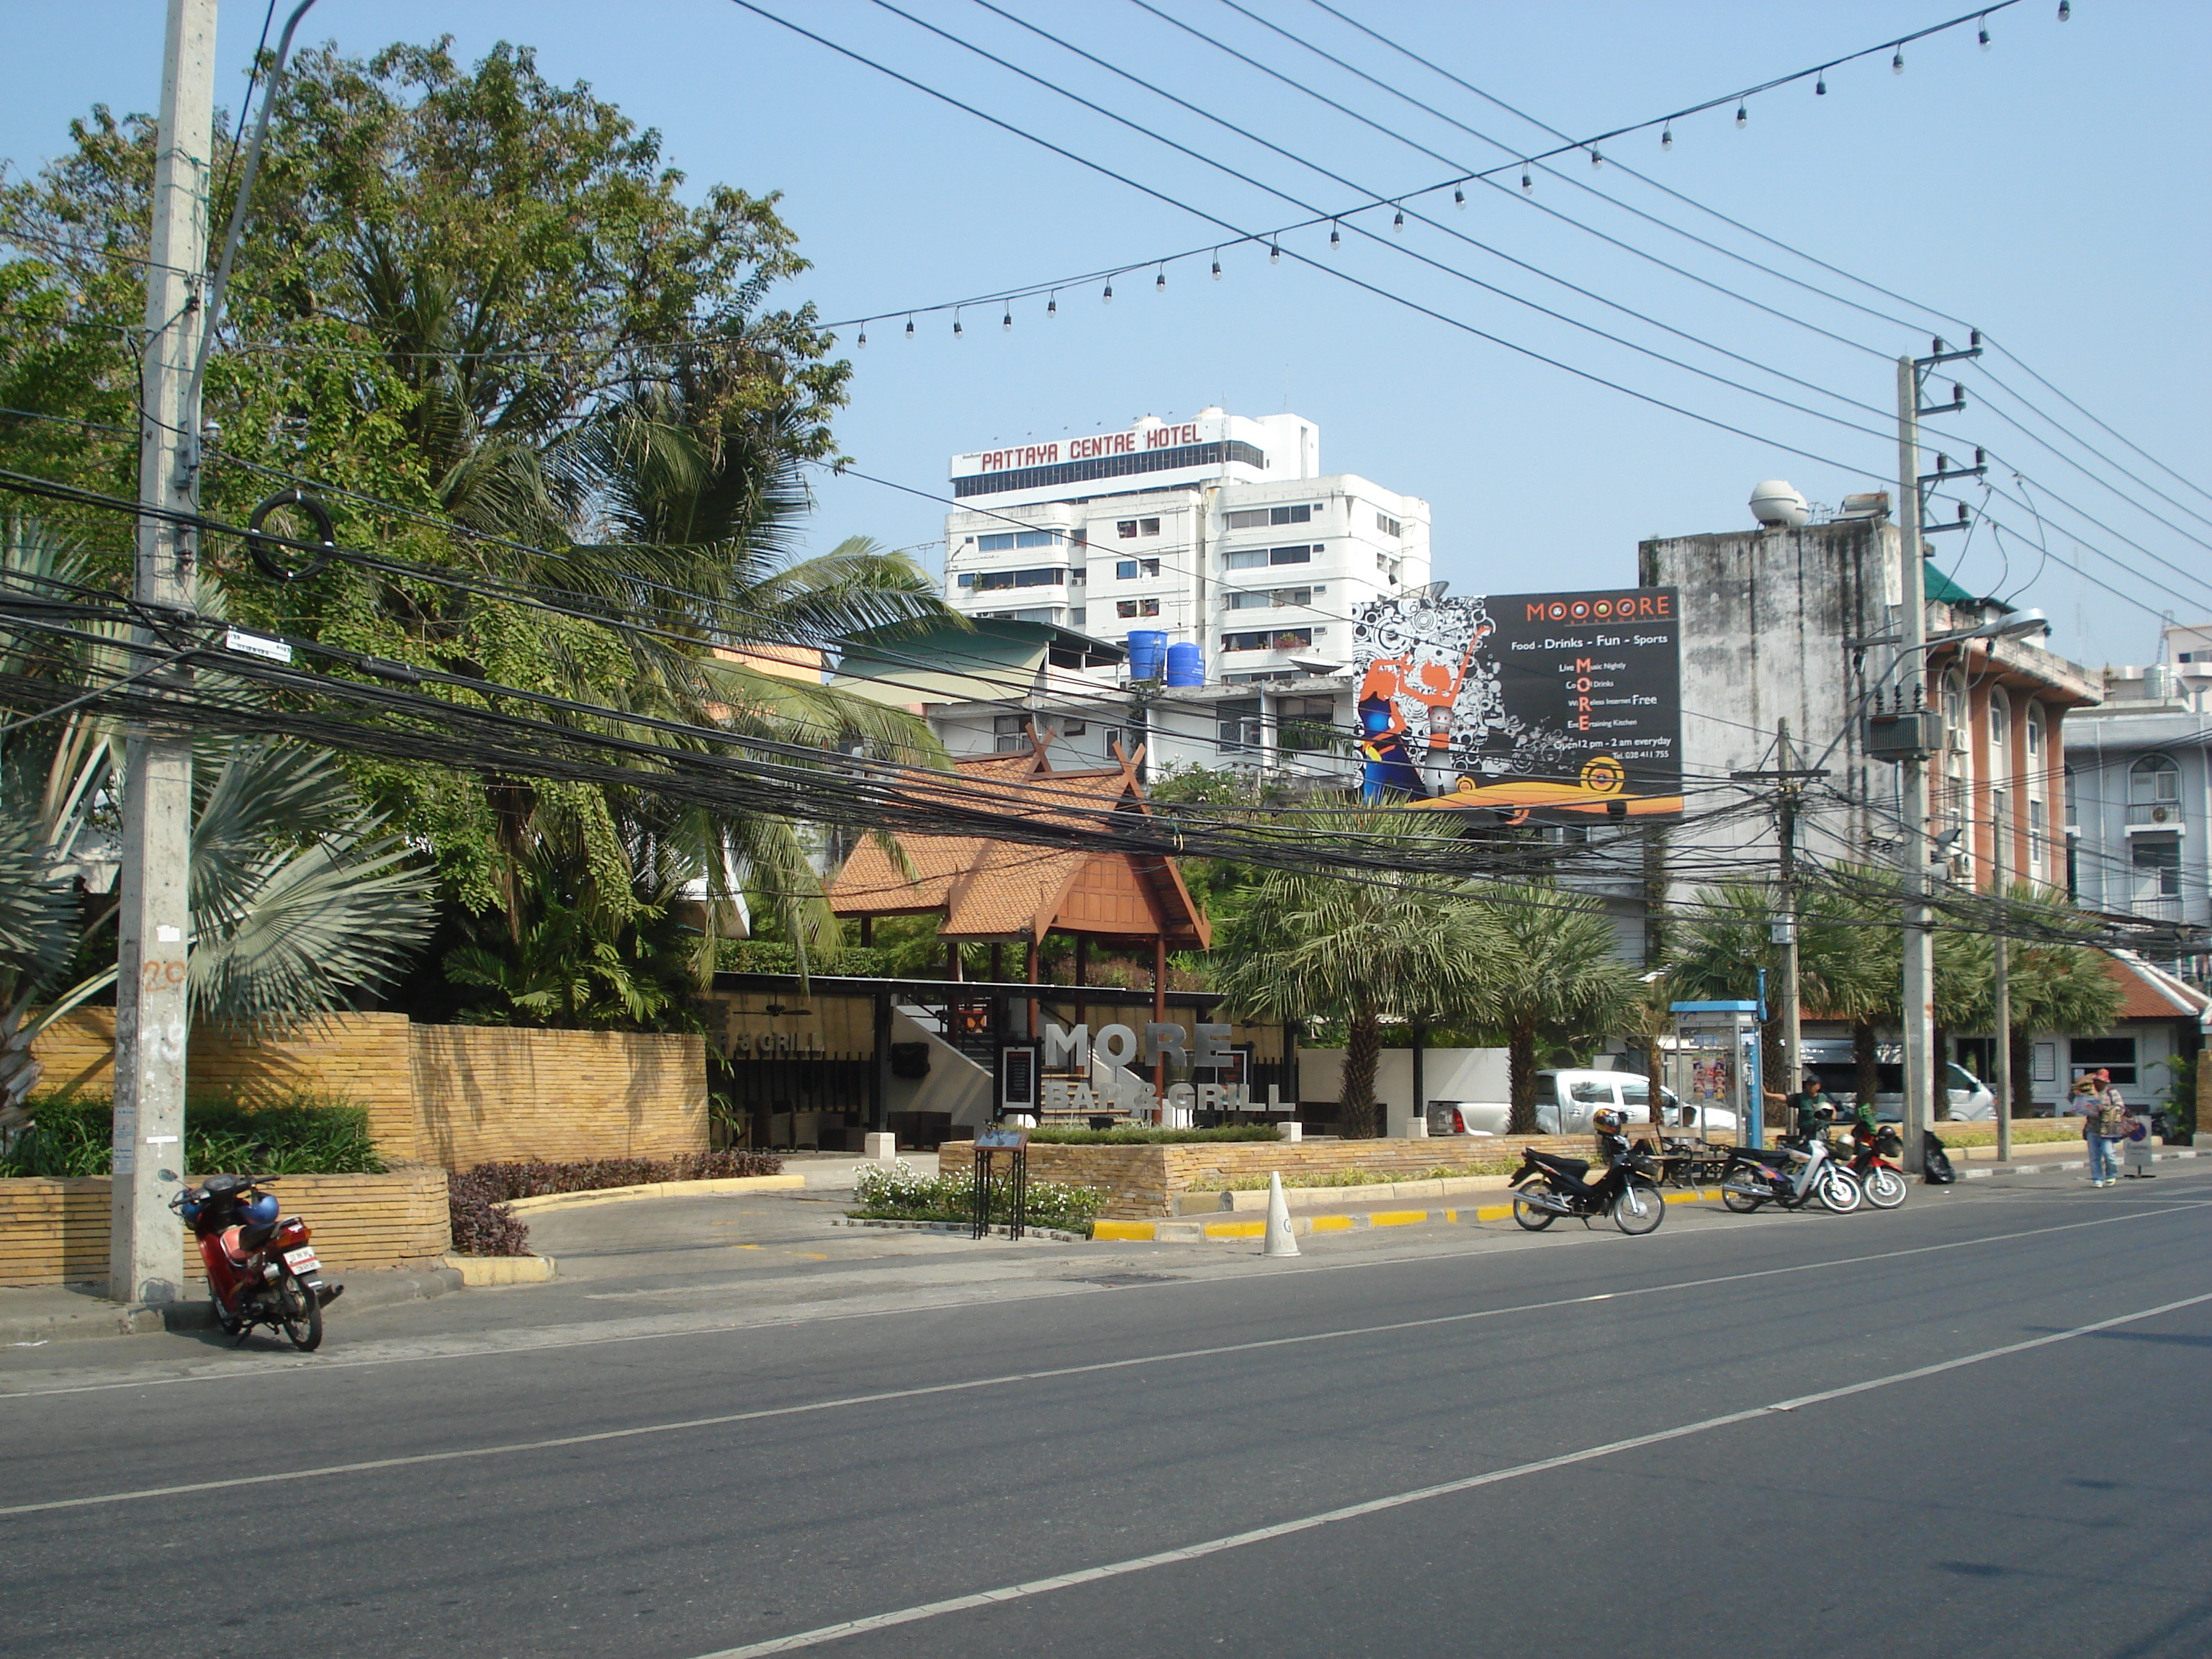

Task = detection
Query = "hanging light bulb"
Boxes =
[1047,291,1058,318]
[1102,280,1113,305]
[1661,125,1673,149]
[1210,249,1222,279]
[1002,305,1012,332]
[1392,206,1405,231]
[1269,243,1281,264]
[2057,0,2069,18]
[1815,76,1827,96]
[904,315,914,338]
[1520,166,1532,191]
[1892,48,1905,73]
[857,324,868,348]
[952,309,963,338]
[1155,265,1166,293]
[1735,102,1748,127]
[1978,17,1992,48]
[1588,148,1603,169]
[1328,220,1341,250]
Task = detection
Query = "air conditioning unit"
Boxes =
[1866,708,1941,762]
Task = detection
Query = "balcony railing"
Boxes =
[2128,799,2185,829]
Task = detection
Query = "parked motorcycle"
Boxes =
[1843,1123,1910,1210]
[1719,1133,1863,1215]
[171,1174,341,1350]
[1511,1110,1670,1236]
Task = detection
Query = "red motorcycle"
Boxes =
[1843,1123,1910,1210]
[171,1174,341,1350]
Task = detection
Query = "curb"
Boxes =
[1959,1148,2198,1182]
[830,1217,1088,1244]
[442,1254,559,1286]
[1096,1187,1722,1243]
[1,1264,465,1346]
[503,1174,804,1215]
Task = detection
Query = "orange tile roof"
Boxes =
[827,742,1208,947]
[2106,951,2209,1020]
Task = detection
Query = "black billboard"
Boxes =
[1351,586,1683,822]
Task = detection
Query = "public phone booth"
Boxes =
[1667,1000,1764,1151]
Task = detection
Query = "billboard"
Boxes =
[1351,587,1683,822]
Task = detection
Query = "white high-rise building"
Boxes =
[942,408,1430,687]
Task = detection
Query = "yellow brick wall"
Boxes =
[940,1136,1589,1218]
[0,1168,451,1287]
[28,1010,418,1161]
[408,1025,707,1169]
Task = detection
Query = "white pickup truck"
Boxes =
[1428,1068,1739,1138]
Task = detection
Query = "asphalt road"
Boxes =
[5,1163,2209,1658]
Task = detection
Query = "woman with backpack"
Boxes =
[2072,1069,2131,1188]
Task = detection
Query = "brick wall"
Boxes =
[29,1010,419,1160]
[27,1012,707,1172]
[409,1025,706,1168]
[939,1136,1591,1218]
[0,1168,451,1287]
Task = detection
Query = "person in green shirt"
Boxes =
[1765,1072,1840,1143]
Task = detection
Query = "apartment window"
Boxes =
[2026,703,2044,759]
[974,567,1065,590]
[1139,598,1159,616]
[1225,544,1318,570]
[1217,698,1263,753]
[992,715,1031,753]
[2131,753,2181,807]
[1141,558,1159,577]
[1224,504,1312,530]
[1375,511,1402,537]
[1117,518,1159,539]
[1116,600,1138,619]
[1221,628,1313,653]
[1226,587,1314,611]
[1063,720,1087,736]
[978,529,1064,551]
[1277,693,1336,753]
[956,572,976,587]
[1140,517,1159,536]
[1068,568,1085,583]
[2132,840,2180,902]
[1116,559,1138,580]
[1377,552,1388,571]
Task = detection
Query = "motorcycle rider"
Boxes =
[1763,1072,1840,1147]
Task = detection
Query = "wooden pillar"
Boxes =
[1411,1017,1426,1136]
[1151,935,1168,1101]
[990,943,1004,983]
[1025,935,1040,1040]
[859,914,873,948]
[947,940,963,981]
[1073,933,1088,1040]
[870,990,891,1133]
[1286,1017,1302,1115]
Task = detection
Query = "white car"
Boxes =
[1429,1069,1738,1138]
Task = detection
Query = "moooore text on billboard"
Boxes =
[1351,587,1683,822]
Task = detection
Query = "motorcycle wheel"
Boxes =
[1511,1192,1557,1231]
[276,1271,323,1352]
[1722,1179,1769,1214]
[1862,1166,1909,1210]
[1611,1181,1666,1236]
[1818,1169,1864,1213]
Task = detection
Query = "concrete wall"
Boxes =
[0,1168,451,1287]
[27,1013,707,1172]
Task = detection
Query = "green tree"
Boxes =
[0,523,436,1130]
[1,41,953,1022]
[1975,879,2125,1116]
[1206,811,1494,1138]
[1469,886,1642,1135]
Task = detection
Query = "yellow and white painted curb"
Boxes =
[1093,1187,1722,1243]
[442,1254,559,1285]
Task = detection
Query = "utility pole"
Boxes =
[1894,339,1982,1175]
[1731,720,1825,1115]
[111,0,215,1306]
[1991,791,2012,1164]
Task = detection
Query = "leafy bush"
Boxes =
[0,1092,386,1178]
[850,1159,1105,1236]
[461,1149,784,1202]
[1024,1125,1284,1145]
[447,1169,533,1256]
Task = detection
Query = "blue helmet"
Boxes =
[242,1192,280,1228]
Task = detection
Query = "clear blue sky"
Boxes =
[4,1,2205,670]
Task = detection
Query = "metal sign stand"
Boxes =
[971,1125,1030,1239]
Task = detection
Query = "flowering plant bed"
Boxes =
[849,1160,1106,1237]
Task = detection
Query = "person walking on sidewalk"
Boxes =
[2073,1071,2130,1187]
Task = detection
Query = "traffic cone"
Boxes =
[1263,1171,1300,1258]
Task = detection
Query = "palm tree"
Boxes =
[1975,879,2124,1116]
[1207,811,1495,1138]
[1469,887,1642,1134]
[0,523,436,1131]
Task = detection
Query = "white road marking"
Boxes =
[2,1202,2204,1516]
[690,1288,2212,1658]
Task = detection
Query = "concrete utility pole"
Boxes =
[1731,721,1825,1114]
[1895,355,1937,1176]
[1991,792,2013,1164]
[111,0,215,1305]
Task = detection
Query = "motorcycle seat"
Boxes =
[1525,1151,1590,1178]
[218,1225,253,1267]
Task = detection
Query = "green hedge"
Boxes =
[0,1092,387,1178]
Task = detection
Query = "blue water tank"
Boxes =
[1125,629,1168,680]
[1164,641,1204,686]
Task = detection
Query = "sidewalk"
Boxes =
[0,1264,464,1347]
